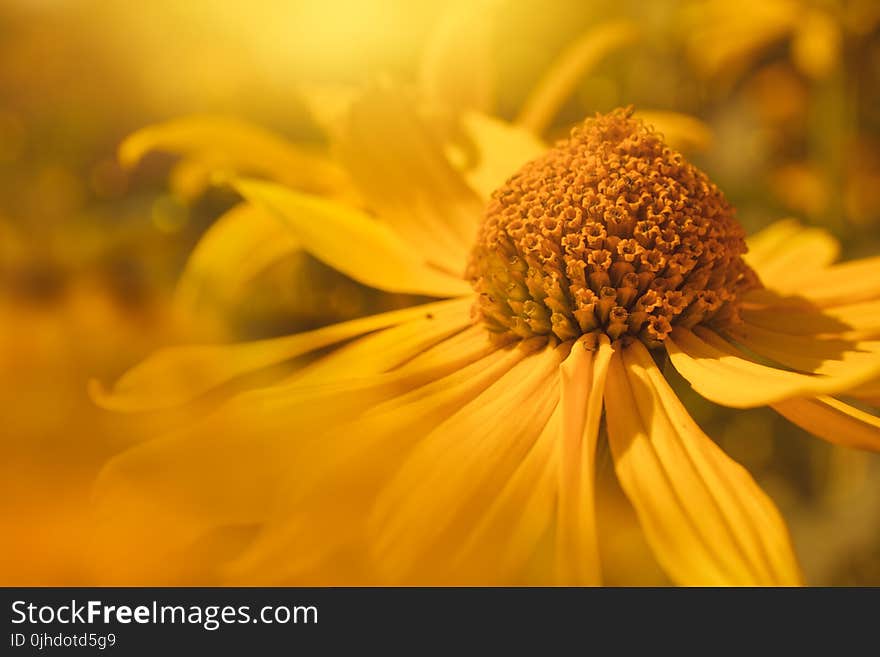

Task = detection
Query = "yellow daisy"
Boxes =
[91,86,880,586]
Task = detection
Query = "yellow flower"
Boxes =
[90,86,880,586]
[90,4,880,584]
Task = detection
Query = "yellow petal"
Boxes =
[93,411,289,567]
[369,339,565,582]
[453,112,546,201]
[666,326,880,408]
[555,333,612,585]
[434,335,613,584]
[172,203,300,318]
[635,111,714,153]
[90,298,470,412]
[119,115,345,194]
[605,340,802,586]
[233,178,471,297]
[773,396,880,452]
[741,299,880,340]
[805,301,880,340]
[229,339,543,583]
[168,157,215,202]
[286,301,476,385]
[93,321,498,548]
[419,0,499,113]
[744,219,809,265]
[448,405,561,584]
[725,322,880,379]
[776,255,880,307]
[847,378,880,406]
[743,219,840,285]
[337,86,484,273]
[516,20,640,135]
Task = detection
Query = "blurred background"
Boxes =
[2,0,879,585]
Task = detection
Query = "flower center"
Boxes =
[466,108,758,347]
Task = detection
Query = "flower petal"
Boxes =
[453,112,546,201]
[555,334,612,585]
[778,255,880,307]
[813,302,880,339]
[93,323,501,579]
[666,326,880,408]
[604,340,802,586]
[744,219,840,285]
[741,299,880,340]
[172,203,300,318]
[337,87,485,273]
[228,338,544,583]
[419,0,499,113]
[286,303,477,385]
[232,178,471,297]
[847,378,880,406]
[772,396,880,452]
[724,322,880,379]
[168,157,217,202]
[743,224,880,307]
[90,297,471,412]
[447,405,561,583]
[119,115,345,194]
[444,334,614,584]
[516,20,640,135]
[368,339,565,582]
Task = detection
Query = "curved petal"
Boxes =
[744,219,840,285]
[453,112,546,201]
[419,0,499,113]
[90,297,471,412]
[172,203,300,317]
[119,115,346,195]
[233,178,471,297]
[368,339,566,582]
[168,157,216,202]
[604,340,802,586]
[666,326,880,408]
[772,396,880,452]
[337,87,484,273]
[516,20,640,135]
[555,334,612,585]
